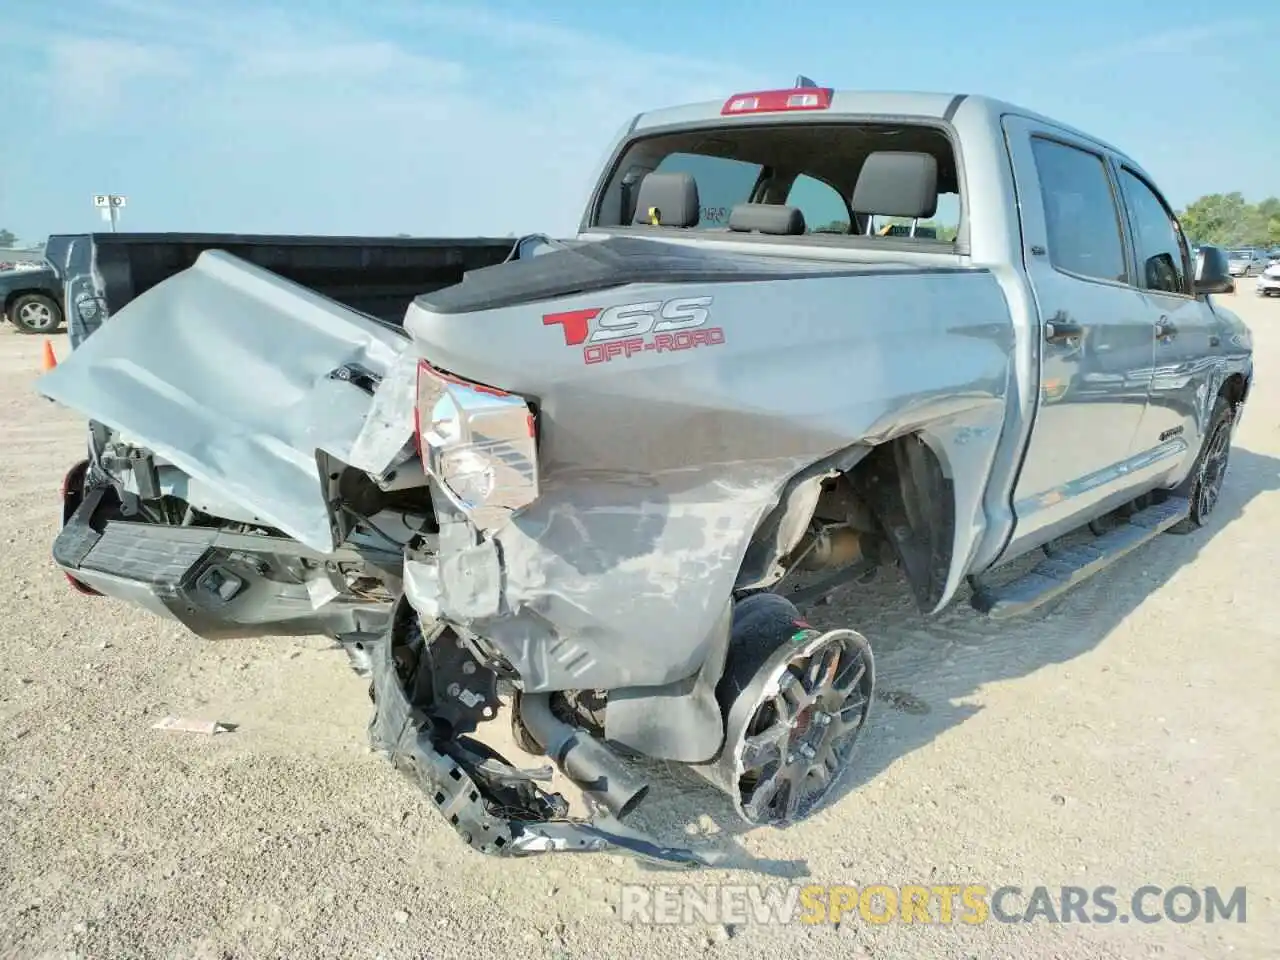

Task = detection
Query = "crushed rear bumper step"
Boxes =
[54,498,216,585]
[51,487,391,640]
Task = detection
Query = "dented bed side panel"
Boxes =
[403,265,1014,693]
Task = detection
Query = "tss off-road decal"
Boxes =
[543,296,726,365]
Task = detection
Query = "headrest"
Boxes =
[728,203,807,236]
[851,151,938,220]
[632,172,700,227]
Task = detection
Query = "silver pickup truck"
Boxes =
[38,83,1253,865]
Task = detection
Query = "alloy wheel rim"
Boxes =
[1197,418,1232,519]
[18,302,55,330]
[735,630,873,825]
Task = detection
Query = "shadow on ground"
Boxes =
[612,444,1280,875]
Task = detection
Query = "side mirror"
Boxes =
[1145,253,1179,291]
[1193,244,1233,295]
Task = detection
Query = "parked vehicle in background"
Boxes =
[1228,248,1268,277]
[0,258,64,334]
[1266,248,1280,264]
[36,84,1253,865]
[1256,258,1280,297]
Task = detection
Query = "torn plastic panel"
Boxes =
[369,595,718,867]
[35,250,418,555]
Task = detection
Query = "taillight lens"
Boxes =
[721,87,833,115]
[414,361,539,532]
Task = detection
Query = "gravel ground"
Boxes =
[1,284,1277,960]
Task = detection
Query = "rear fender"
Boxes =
[403,263,1013,755]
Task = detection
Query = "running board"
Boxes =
[970,496,1190,620]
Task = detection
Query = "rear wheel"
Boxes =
[1168,395,1234,534]
[8,293,63,334]
[699,593,875,826]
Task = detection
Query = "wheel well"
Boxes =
[738,433,956,613]
[845,435,955,612]
[1220,372,1248,410]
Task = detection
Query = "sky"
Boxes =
[0,0,1275,243]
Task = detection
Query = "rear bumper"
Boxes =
[53,469,391,640]
[54,481,221,622]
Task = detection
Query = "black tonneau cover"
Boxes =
[44,232,517,346]
[415,235,973,315]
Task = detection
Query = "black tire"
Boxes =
[7,293,63,334]
[1167,395,1234,534]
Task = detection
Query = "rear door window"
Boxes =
[650,152,762,228]
[1030,137,1129,285]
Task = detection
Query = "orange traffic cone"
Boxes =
[40,339,57,372]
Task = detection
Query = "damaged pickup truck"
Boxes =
[37,85,1253,865]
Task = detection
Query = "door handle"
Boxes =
[1155,316,1178,340]
[1044,318,1083,344]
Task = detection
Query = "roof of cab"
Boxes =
[630,89,1129,164]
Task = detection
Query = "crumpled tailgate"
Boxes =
[35,250,419,554]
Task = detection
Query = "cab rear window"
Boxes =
[592,121,961,242]
[649,153,762,228]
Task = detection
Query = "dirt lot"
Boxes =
[1,285,1277,960]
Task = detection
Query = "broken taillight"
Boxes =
[413,360,539,533]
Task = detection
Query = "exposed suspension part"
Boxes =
[368,598,716,866]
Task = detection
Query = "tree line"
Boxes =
[1178,194,1279,249]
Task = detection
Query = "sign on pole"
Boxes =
[92,194,127,231]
